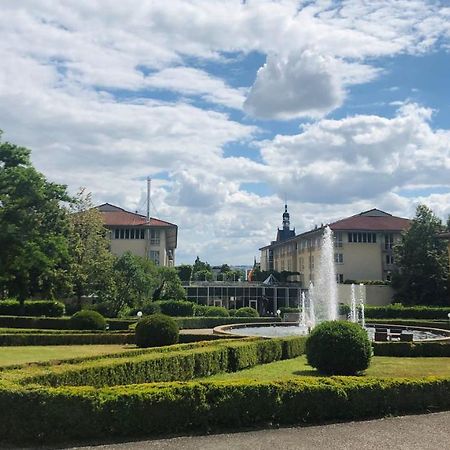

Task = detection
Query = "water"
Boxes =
[309,226,338,323]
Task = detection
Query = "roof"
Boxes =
[96,203,177,227]
[259,208,410,250]
[329,209,411,232]
[276,228,296,242]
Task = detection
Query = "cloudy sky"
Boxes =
[1,0,450,265]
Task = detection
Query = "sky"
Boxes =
[1,0,450,266]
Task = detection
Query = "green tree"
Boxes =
[154,266,186,300]
[192,256,212,281]
[112,252,156,314]
[0,133,72,304]
[392,204,449,306]
[67,188,116,306]
[175,264,192,283]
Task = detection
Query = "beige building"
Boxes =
[260,208,411,285]
[97,203,177,266]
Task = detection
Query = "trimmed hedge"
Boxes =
[0,333,135,346]
[373,341,450,357]
[0,316,133,331]
[135,314,179,348]
[235,307,259,318]
[157,301,195,317]
[366,319,450,330]
[26,336,307,388]
[0,300,65,317]
[70,310,107,331]
[365,305,450,320]
[0,377,449,445]
[174,317,282,329]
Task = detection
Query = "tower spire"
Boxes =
[282,203,290,230]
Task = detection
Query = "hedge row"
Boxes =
[0,333,135,346]
[1,377,449,445]
[373,341,450,357]
[173,317,282,329]
[365,305,450,319]
[366,319,450,330]
[27,336,307,388]
[0,300,65,317]
[0,316,133,330]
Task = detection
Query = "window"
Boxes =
[336,273,344,283]
[385,254,394,265]
[334,253,344,264]
[149,250,160,265]
[384,233,394,250]
[150,229,160,245]
[140,229,145,239]
[120,229,125,239]
[334,232,343,247]
[130,229,135,239]
[348,232,376,243]
[114,229,119,239]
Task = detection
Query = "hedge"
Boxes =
[174,317,282,329]
[0,333,135,346]
[373,341,450,357]
[0,377,449,445]
[0,316,133,331]
[26,336,307,388]
[0,300,65,317]
[366,319,450,330]
[365,305,450,320]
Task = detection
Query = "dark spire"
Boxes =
[282,204,290,230]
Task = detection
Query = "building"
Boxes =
[97,203,177,266]
[260,208,411,285]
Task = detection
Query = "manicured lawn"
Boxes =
[205,355,450,381]
[0,345,136,367]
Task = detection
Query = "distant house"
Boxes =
[97,203,177,266]
[260,208,411,285]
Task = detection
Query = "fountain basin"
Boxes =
[213,322,450,342]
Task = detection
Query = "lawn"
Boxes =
[205,355,450,381]
[0,345,136,367]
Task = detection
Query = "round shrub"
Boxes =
[235,307,259,318]
[69,310,107,331]
[203,306,230,317]
[135,314,179,348]
[305,321,372,375]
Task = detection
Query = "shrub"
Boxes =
[0,300,65,317]
[135,314,179,348]
[203,306,230,317]
[365,304,450,320]
[69,310,107,331]
[235,307,259,318]
[84,302,116,318]
[228,309,237,317]
[373,341,450,357]
[157,300,195,317]
[174,316,281,329]
[338,303,351,316]
[306,321,372,375]
[279,307,300,314]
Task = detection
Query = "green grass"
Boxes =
[204,355,450,381]
[0,345,137,367]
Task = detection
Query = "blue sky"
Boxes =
[1,0,450,265]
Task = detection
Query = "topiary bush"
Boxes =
[305,321,372,375]
[69,310,107,331]
[235,307,259,318]
[203,306,230,317]
[157,300,195,317]
[135,314,179,348]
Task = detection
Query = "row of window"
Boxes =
[113,228,160,244]
[348,232,377,243]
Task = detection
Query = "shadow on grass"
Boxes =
[292,369,321,377]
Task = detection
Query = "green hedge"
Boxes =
[366,319,450,330]
[0,300,65,317]
[0,377,449,445]
[373,341,450,357]
[365,305,450,319]
[27,336,307,388]
[0,316,133,331]
[174,317,282,329]
[0,333,135,346]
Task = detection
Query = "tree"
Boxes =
[154,266,186,300]
[175,264,192,283]
[0,133,73,304]
[392,205,449,306]
[67,188,116,306]
[192,256,212,281]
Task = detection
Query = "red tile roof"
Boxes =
[97,203,176,228]
[330,214,410,231]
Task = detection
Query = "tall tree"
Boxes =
[392,204,449,305]
[67,188,116,306]
[0,133,72,303]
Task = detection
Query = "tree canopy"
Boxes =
[392,204,449,306]
[0,133,72,302]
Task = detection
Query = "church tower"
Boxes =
[276,204,295,242]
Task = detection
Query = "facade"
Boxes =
[97,203,177,266]
[260,208,411,285]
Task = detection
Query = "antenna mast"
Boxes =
[146,177,151,220]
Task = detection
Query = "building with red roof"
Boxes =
[260,208,411,284]
[97,203,177,266]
